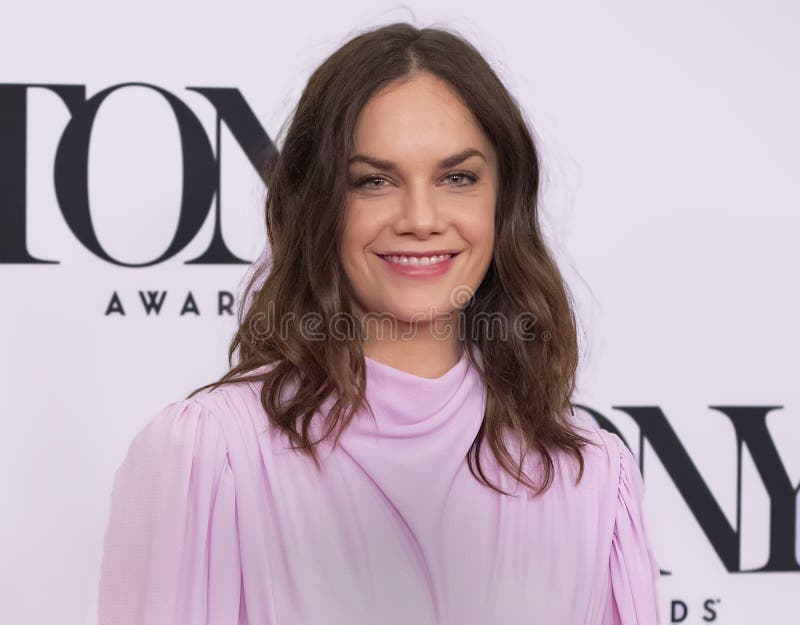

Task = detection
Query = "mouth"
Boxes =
[374,251,462,266]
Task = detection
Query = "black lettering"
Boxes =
[104,291,125,315]
[218,290,234,315]
[180,291,200,315]
[138,290,167,315]
[54,83,217,266]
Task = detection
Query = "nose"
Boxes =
[393,185,445,237]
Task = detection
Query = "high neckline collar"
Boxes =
[360,348,478,429]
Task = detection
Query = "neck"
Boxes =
[362,338,463,379]
[356,304,464,379]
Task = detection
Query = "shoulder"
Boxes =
[567,411,658,556]
[561,411,641,504]
[163,369,312,463]
[127,376,264,464]
[568,411,629,468]
[121,396,230,483]
[115,380,269,508]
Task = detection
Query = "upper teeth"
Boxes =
[384,254,453,265]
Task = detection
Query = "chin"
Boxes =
[378,303,460,325]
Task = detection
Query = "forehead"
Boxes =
[351,73,493,163]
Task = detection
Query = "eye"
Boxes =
[350,171,478,190]
[354,175,389,189]
[444,171,478,186]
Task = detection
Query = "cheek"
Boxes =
[460,206,495,251]
[340,210,376,271]
[464,209,495,272]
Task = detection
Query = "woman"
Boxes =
[97,22,662,625]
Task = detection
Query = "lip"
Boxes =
[374,250,461,279]
[375,249,462,257]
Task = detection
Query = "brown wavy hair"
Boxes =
[187,21,596,496]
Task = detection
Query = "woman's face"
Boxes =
[341,72,499,326]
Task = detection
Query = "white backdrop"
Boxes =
[1,2,797,624]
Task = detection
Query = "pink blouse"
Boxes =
[97,351,662,624]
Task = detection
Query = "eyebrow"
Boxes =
[347,148,487,171]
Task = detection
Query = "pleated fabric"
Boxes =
[97,354,662,625]
[602,430,662,625]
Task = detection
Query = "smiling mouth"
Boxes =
[376,251,462,266]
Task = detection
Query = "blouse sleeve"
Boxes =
[604,431,662,625]
[97,398,242,625]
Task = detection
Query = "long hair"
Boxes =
[187,21,597,496]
